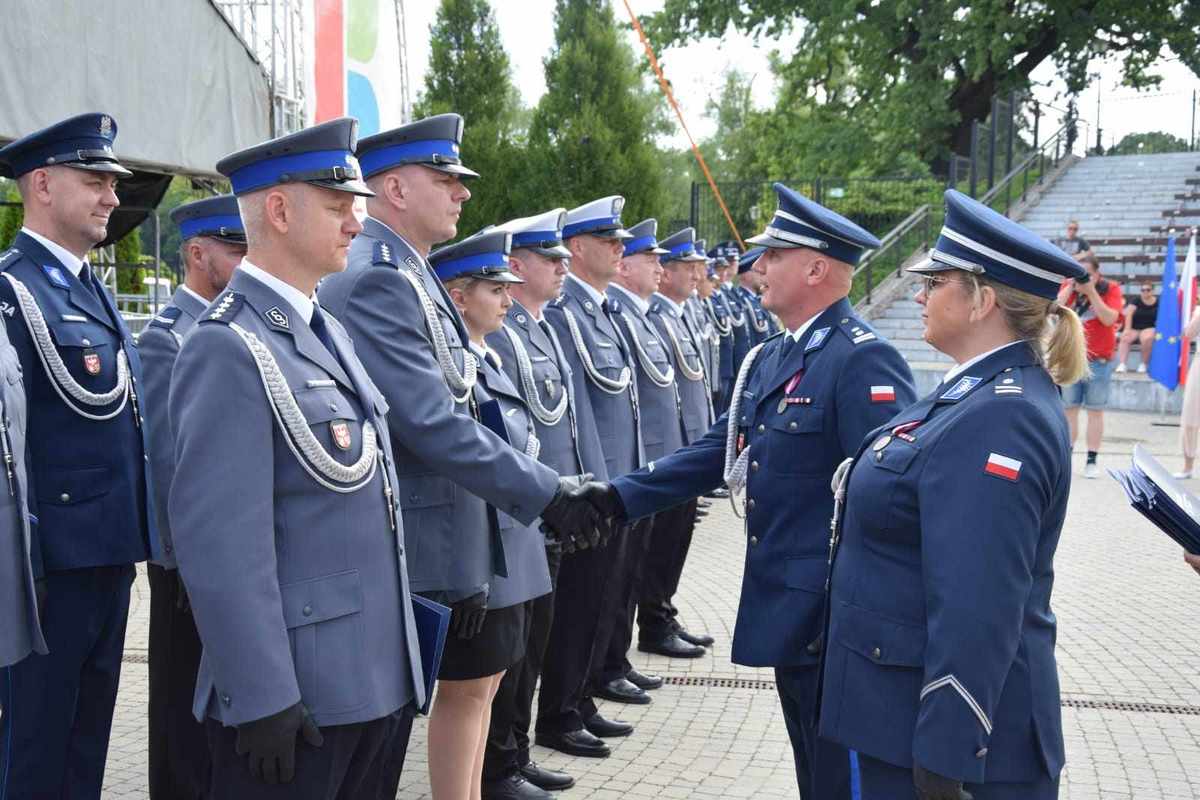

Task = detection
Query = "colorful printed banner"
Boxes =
[309,0,406,136]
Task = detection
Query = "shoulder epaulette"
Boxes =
[993,366,1025,397]
[147,305,183,330]
[201,291,245,324]
[373,240,397,268]
[763,329,786,343]
[0,249,20,271]
[837,316,877,345]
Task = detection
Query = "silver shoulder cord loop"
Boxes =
[396,267,478,404]
[722,341,766,518]
[727,297,746,327]
[744,294,768,333]
[661,316,705,382]
[1,272,130,421]
[170,330,184,348]
[228,322,379,493]
[561,307,632,395]
[618,312,674,388]
[501,323,569,426]
[706,299,731,336]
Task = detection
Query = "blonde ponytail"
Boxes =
[1044,303,1089,386]
[971,275,1089,386]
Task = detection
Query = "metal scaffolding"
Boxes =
[213,0,307,136]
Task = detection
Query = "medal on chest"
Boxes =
[544,377,557,399]
[777,369,810,413]
[330,420,352,451]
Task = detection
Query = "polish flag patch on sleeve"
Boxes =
[984,452,1022,481]
[870,385,896,403]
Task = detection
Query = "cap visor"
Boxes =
[745,231,801,249]
[210,233,248,245]
[905,254,956,274]
[427,163,481,179]
[651,245,670,255]
[476,271,524,284]
[530,245,572,259]
[72,161,134,178]
[310,178,376,198]
[684,252,708,262]
[593,228,634,241]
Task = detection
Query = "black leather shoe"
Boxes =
[482,773,554,800]
[534,729,611,758]
[520,762,575,791]
[626,667,663,690]
[695,508,710,519]
[676,628,715,648]
[638,633,706,658]
[585,712,634,738]
[706,487,730,499]
[595,677,651,705]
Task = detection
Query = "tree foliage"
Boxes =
[1109,130,1191,156]
[643,1,1200,166]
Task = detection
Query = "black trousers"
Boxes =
[206,705,415,800]
[148,563,210,800]
[483,546,562,781]
[599,516,654,686]
[775,665,850,799]
[0,564,134,800]
[535,525,621,735]
[636,500,698,641]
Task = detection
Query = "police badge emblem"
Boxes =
[330,420,352,450]
[544,377,557,398]
[83,349,101,375]
[99,115,113,137]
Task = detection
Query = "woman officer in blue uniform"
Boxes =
[818,190,1090,800]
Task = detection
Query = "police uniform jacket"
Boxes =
[0,316,45,667]
[317,218,559,596]
[608,286,683,463]
[611,298,915,667]
[722,285,753,376]
[0,232,158,577]
[648,295,711,444]
[168,268,423,728]
[734,285,773,349]
[544,275,643,477]
[473,348,553,610]
[138,286,208,569]
[705,293,735,390]
[485,301,606,480]
[685,296,718,391]
[819,341,1068,786]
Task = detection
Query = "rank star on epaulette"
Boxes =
[373,240,395,266]
[206,292,244,322]
[0,250,18,268]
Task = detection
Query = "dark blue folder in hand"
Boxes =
[410,595,451,715]
[1110,444,1200,554]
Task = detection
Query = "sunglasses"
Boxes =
[920,274,965,294]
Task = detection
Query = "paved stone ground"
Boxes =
[101,410,1200,798]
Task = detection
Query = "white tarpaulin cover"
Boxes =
[0,0,271,177]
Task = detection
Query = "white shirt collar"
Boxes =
[722,280,734,290]
[943,340,1026,384]
[609,282,649,315]
[788,311,823,343]
[236,259,316,324]
[652,292,684,317]
[180,285,209,307]
[566,272,608,309]
[469,340,500,367]
[22,227,88,277]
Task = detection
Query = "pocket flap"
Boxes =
[37,465,111,505]
[869,438,921,474]
[589,344,624,370]
[279,569,363,628]
[293,386,354,425]
[47,324,111,349]
[784,555,828,593]
[834,601,926,667]
[398,473,454,509]
[768,405,824,434]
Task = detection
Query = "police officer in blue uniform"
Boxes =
[484,209,606,791]
[701,247,735,413]
[315,115,606,791]
[685,259,720,423]
[542,196,655,733]
[140,193,247,799]
[735,247,778,344]
[712,242,754,378]
[819,190,1090,800]
[0,112,160,798]
[169,118,423,795]
[589,183,918,798]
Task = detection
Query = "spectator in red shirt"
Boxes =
[1056,253,1123,478]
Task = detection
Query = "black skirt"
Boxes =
[435,600,532,681]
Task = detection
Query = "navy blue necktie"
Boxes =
[309,305,338,358]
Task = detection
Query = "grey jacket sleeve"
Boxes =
[137,325,179,568]
[336,268,560,524]
[168,324,301,725]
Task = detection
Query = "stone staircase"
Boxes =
[861,150,1200,409]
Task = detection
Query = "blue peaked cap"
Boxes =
[0,112,132,179]
[707,241,741,263]
[170,194,245,243]
[738,247,765,274]
[624,219,670,257]
[747,182,880,265]
[431,229,521,284]
[658,228,708,264]
[563,196,633,240]
[216,117,373,197]
[356,113,478,180]
[497,208,571,259]
[909,190,1086,300]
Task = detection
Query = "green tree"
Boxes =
[526,0,670,224]
[643,0,1200,167]
[0,179,23,250]
[414,0,527,236]
[1110,130,1191,155]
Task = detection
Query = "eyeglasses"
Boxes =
[919,275,964,295]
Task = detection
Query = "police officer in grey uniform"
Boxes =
[543,196,653,729]
[140,194,246,799]
[609,220,705,662]
[484,209,606,789]
[169,119,423,795]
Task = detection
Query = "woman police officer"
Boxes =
[818,190,1089,800]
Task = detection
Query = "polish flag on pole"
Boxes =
[1181,231,1198,386]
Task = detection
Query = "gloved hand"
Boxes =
[585,482,627,547]
[34,578,47,620]
[449,591,488,639]
[540,475,605,553]
[913,764,973,800]
[175,572,191,614]
[235,702,324,784]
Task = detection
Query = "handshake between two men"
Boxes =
[539,476,627,554]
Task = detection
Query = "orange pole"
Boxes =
[622,0,745,250]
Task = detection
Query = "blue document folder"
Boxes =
[410,594,451,715]
[1110,444,1200,554]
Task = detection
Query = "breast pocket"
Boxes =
[765,404,826,476]
[47,323,115,385]
[281,569,367,714]
[292,386,364,462]
[531,359,564,406]
[589,341,626,379]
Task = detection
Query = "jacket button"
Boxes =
[221,693,231,706]
[871,647,882,660]
[81,338,92,346]
[976,747,988,758]
[806,640,821,655]
[59,493,70,502]
[750,461,759,472]
[757,424,765,433]
[749,536,758,545]
[747,498,756,510]
[302,604,313,617]
[788,421,798,431]
[165,544,173,554]
[329,403,338,412]
[409,494,420,503]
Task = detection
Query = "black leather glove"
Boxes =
[449,591,488,639]
[175,572,191,614]
[34,578,47,620]
[540,475,603,553]
[234,702,324,784]
[913,764,973,800]
[585,482,627,548]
